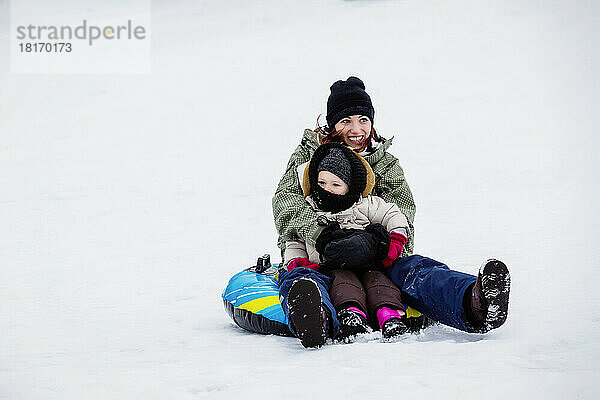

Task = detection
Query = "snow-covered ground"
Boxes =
[1,0,599,398]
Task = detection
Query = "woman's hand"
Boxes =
[286,257,320,272]
[381,232,408,268]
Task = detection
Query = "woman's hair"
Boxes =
[314,114,383,151]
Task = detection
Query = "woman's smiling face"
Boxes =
[333,115,372,152]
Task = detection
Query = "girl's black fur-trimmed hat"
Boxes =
[317,147,353,187]
[304,143,374,213]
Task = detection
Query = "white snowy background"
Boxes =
[1,0,599,399]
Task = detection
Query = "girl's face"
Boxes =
[333,115,372,152]
[317,170,349,195]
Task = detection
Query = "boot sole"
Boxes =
[287,278,326,348]
[480,259,511,331]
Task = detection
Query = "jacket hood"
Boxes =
[363,136,394,166]
[299,143,376,198]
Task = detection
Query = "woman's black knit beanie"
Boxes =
[326,76,375,128]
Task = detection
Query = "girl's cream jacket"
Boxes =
[284,161,410,265]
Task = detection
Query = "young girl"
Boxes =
[278,142,411,348]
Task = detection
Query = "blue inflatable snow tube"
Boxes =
[222,264,430,336]
[222,265,293,336]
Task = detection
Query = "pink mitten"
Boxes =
[287,257,320,272]
[381,232,407,268]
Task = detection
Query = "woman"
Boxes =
[272,76,416,257]
[272,77,510,348]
